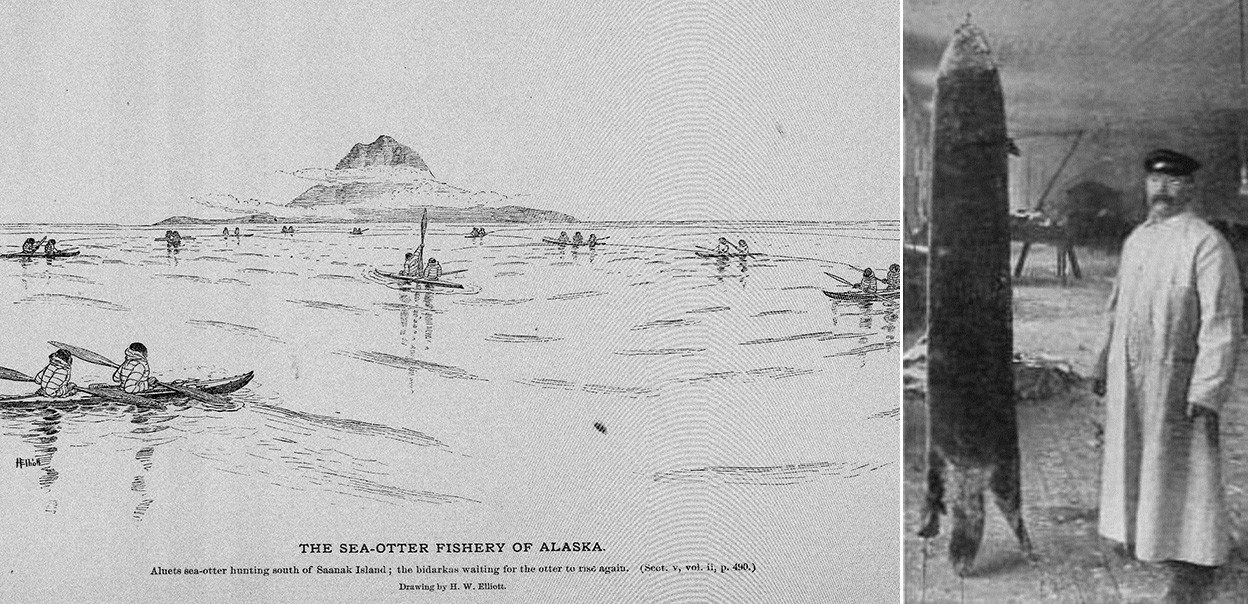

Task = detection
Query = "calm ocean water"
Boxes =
[0,220,898,602]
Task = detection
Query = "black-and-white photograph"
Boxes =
[905,2,1248,601]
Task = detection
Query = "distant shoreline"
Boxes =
[0,218,899,228]
[152,206,578,226]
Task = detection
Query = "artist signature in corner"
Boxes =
[16,458,42,469]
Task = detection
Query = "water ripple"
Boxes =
[17,293,129,312]
[287,299,369,315]
[336,351,483,381]
[653,461,892,485]
[740,331,869,346]
[547,290,607,301]
[632,318,698,331]
[187,319,284,343]
[485,334,563,343]
[825,341,900,358]
[614,348,704,357]
[453,297,533,307]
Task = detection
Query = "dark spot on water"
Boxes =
[594,422,606,434]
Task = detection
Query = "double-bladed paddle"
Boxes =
[825,271,857,288]
[0,366,166,410]
[420,208,428,248]
[48,342,228,406]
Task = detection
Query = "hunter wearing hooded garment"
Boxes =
[114,343,155,394]
[34,350,75,398]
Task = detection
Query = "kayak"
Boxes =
[350,229,368,235]
[541,237,607,247]
[0,371,254,408]
[374,270,465,289]
[465,232,488,238]
[154,237,196,242]
[225,234,254,237]
[695,250,759,259]
[1,250,81,259]
[823,289,900,302]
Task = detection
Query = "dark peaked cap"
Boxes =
[1144,149,1201,176]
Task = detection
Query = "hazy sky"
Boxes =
[0,0,899,224]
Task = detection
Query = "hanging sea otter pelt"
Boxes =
[918,19,1034,577]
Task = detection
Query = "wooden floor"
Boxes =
[903,254,1248,602]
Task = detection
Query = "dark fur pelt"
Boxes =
[918,444,1033,577]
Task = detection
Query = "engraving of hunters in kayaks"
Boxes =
[29,341,248,409]
[539,232,764,259]
[823,264,900,302]
[542,230,608,248]
[0,352,166,411]
[694,237,756,259]
[3,237,80,259]
[374,209,468,289]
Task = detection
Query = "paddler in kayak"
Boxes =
[402,252,421,277]
[573,232,584,245]
[713,237,733,255]
[113,342,156,394]
[424,258,442,280]
[34,349,76,398]
[557,231,570,244]
[883,263,900,290]
[401,244,425,277]
[588,234,599,248]
[852,268,879,294]
[233,227,241,237]
[223,227,230,236]
[22,237,46,253]
[737,239,750,255]
[42,239,61,256]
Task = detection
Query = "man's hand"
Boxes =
[1091,378,1106,397]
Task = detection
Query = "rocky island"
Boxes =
[154,135,576,225]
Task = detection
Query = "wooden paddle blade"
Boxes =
[77,385,166,410]
[157,380,228,406]
[825,272,855,287]
[48,341,121,368]
[0,366,35,382]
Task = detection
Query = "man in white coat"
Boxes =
[1093,148,1242,602]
